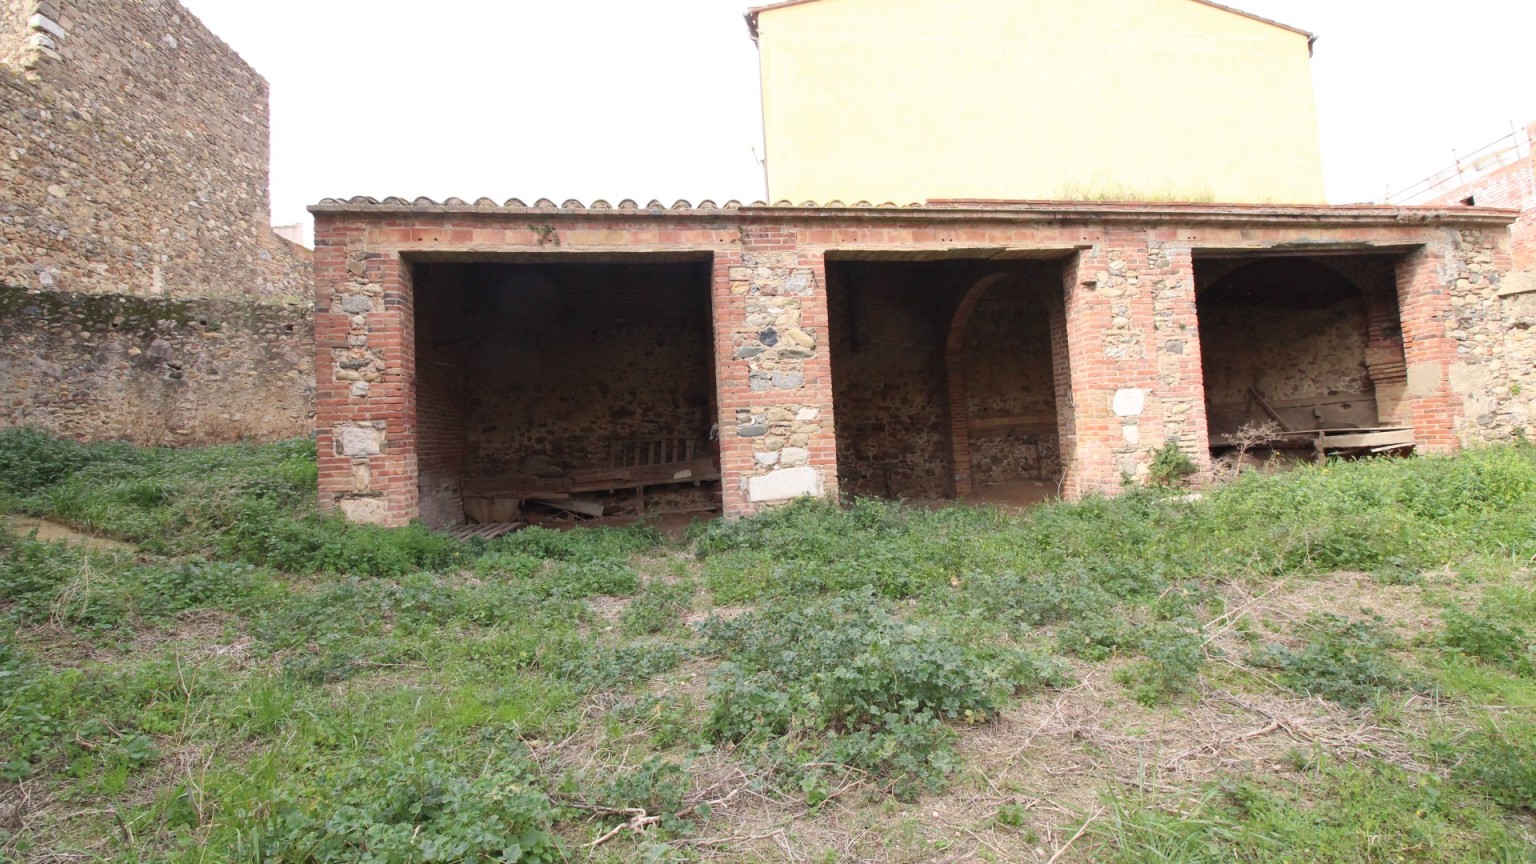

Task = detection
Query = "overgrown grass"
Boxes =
[2,428,1534,861]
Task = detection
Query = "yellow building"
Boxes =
[748,0,1326,204]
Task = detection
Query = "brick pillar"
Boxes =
[1058,230,1210,496]
[714,228,839,517]
[314,220,418,526]
[944,273,1011,498]
[1395,241,1461,453]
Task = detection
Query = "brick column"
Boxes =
[1058,229,1210,496]
[314,219,418,526]
[713,227,839,517]
[1395,240,1461,453]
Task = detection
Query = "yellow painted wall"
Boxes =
[754,0,1326,204]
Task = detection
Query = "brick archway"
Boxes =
[944,272,1015,497]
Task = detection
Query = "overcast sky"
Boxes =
[177,0,1535,237]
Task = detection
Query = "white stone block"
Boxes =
[748,467,822,503]
[780,447,810,468]
[337,424,382,457]
[796,407,820,422]
[1112,388,1146,418]
[339,497,387,525]
[1122,424,1141,446]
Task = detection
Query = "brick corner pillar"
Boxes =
[314,219,418,526]
[1395,239,1464,454]
[713,228,839,518]
[1057,231,1211,497]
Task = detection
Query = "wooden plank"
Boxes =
[1247,388,1291,431]
[529,497,605,518]
[1318,430,1416,449]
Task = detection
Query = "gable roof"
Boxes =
[745,0,1315,46]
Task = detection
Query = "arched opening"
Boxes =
[1195,253,1412,462]
[825,256,1066,504]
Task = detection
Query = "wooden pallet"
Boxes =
[448,521,527,541]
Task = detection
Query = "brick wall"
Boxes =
[0,284,312,444]
[412,265,467,529]
[0,0,309,301]
[308,200,1520,526]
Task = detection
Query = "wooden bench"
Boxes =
[463,436,720,522]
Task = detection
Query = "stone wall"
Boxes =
[1,0,310,301]
[1200,299,1370,405]
[1444,229,1533,442]
[827,263,957,499]
[308,200,1519,526]
[0,284,312,444]
[964,284,1060,485]
[459,263,716,474]
[1,0,32,68]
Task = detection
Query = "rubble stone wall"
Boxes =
[964,284,1060,485]
[309,202,1519,525]
[0,0,310,301]
[0,284,312,444]
[827,264,956,499]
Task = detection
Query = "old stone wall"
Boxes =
[308,200,1519,526]
[458,264,716,478]
[827,263,956,499]
[964,285,1060,484]
[1,0,32,68]
[0,0,310,301]
[1199,298,1374,434]
[0,284,312,444]
[1444,229,1534,442]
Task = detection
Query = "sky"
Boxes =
[176,0,1536,239]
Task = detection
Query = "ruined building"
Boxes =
[1,0,313,444]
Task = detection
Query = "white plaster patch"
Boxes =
[748,467,823,503]
[1406,362,1445,398]
[337,424,382,457]
[1112,388,1146,418]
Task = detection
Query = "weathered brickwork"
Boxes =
[1,0,309,300]
[0,284,312,444]
[309,200,1521,526]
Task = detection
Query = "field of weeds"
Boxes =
[1,427,1534,863]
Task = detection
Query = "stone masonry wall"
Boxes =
[1,0,310,300]
[1443,229,1533,441]
[1,0,32,68]
[827,263,957,499]
[964,285,1060,485]
[309,201,1517,526]
[0,284,312,443]
[1200,299,1370,406]
[458,264,716,483]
